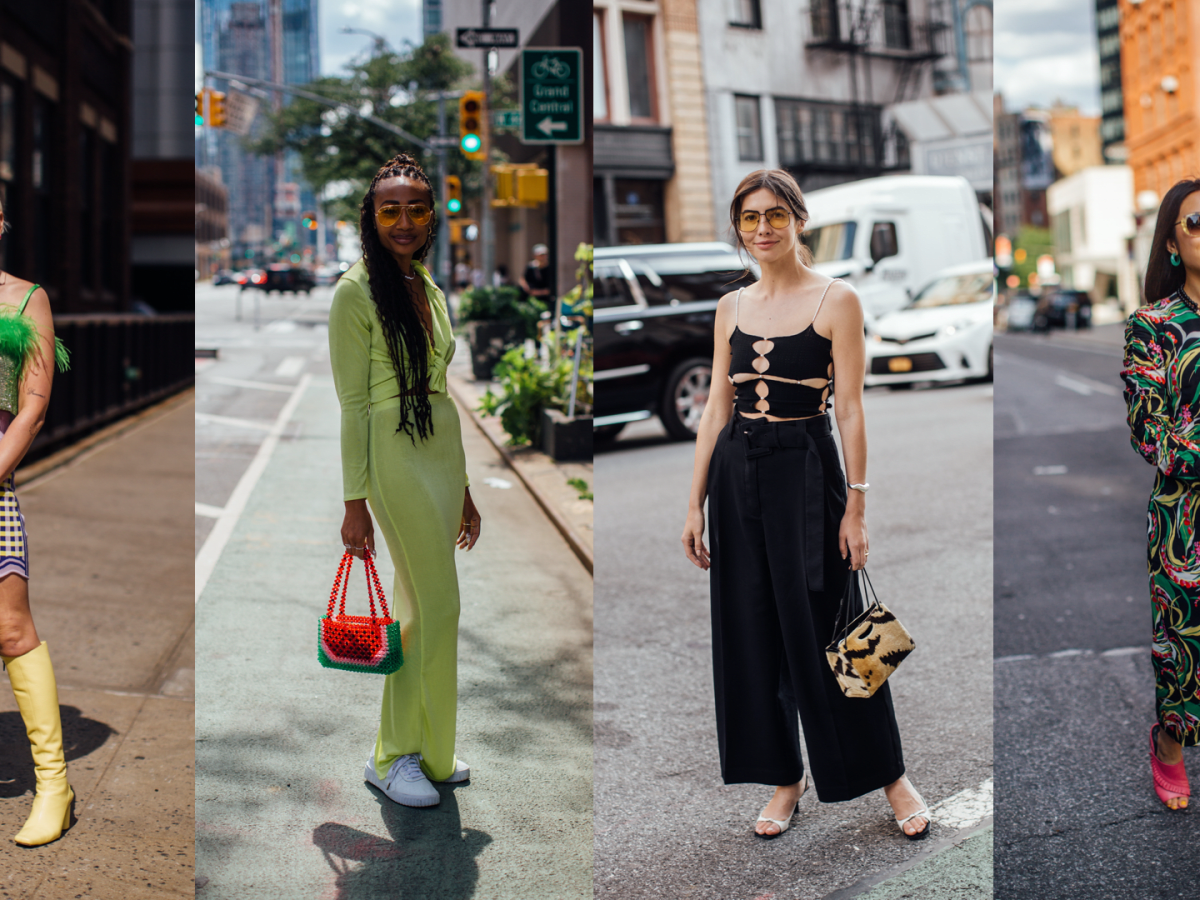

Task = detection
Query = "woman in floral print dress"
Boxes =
[1122,178,1200,810]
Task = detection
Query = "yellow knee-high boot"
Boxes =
[3,641,73,846]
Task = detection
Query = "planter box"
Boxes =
[463,318,525,381]
[541,409,593,461]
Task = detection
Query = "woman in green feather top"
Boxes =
[0,194,74,846]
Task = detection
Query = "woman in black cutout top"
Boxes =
[680,169,929,841]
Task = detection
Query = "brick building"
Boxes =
[1119,0,1200,200]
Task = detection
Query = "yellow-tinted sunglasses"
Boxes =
[738,207,793,232]
[376,203,433,228]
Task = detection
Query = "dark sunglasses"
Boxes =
[1176,212,1200,236]
[738,207,793,233]
[376,203,432,228]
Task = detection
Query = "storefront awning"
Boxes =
[886,92,992,193]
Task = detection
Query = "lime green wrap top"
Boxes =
[328,259,462,501]
[0,284,70,416]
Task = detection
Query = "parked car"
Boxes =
[594,242,755,442]
[243,265,315,294]
[864,259,995,388]
[1004,292,1038,331]
[803,175,991,320]
[1033,288,1091,332]
[212,269,236,286]
[237,269,263,289]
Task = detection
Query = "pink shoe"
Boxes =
[1150,724,1190,810]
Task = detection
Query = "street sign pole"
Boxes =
[437,94,450,289]
[480,0,494,292]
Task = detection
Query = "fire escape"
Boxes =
[805,1,950,174]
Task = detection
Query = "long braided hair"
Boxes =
[359,154,439,443]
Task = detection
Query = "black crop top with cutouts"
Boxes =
[727,280,839,419]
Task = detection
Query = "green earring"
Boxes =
[1171,251,1182,266]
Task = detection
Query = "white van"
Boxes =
[802,175,991,319]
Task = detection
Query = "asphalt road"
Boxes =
[194,282,593,899]
[593,382,993,899]
[994,325,1200,899]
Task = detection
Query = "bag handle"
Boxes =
[327,550,391,621]
[830,566,882,645]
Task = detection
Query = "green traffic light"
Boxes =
[195,114,204,126]
[461,133,482,153]
[447,198,462,213]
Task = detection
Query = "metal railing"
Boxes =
[29,313,195,458]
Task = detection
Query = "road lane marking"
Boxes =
[195,412,274,431]
[195,503,224,518]
[275,355,306,377]
[995,645,1147,664]
[1054,372,1120,397]
[206,375,297,393]
[1034,465,1068,475]
[930,778,992,830]
[195,374,312,604]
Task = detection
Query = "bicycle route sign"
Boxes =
[519,47,583,145]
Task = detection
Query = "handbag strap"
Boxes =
[830,566,882,643]
[327,550,391,620]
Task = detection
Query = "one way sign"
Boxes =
[520,48,583,145]
[456,28,519,48]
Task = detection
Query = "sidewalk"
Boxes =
[194,358,593,898]
[445,343,593,573]
[0,390,195,899]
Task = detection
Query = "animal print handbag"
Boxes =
[825,567,915,698]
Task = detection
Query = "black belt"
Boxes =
[730,413,832,591]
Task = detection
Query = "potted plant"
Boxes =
[457,285,546,380]
[541,244,593,461]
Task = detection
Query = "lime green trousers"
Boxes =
[367,393,465,783]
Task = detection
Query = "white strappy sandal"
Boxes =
[755,771,809,839]
[892,778,931,840]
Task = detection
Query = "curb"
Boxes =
[16,387,196,490]
[821,818,993,900]
[446,377,593,576]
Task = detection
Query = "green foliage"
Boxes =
[477,347,573,446]
[567,478,593,501]
[1012,225,1054,289]
[248,34,482,202]
[458,285,546,338]
[559,242,594,316]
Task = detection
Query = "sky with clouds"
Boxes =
[320,0,423,76]
[995,0,1101,115]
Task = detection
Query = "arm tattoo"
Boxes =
[28,391,45,399]
[27,421,41,437]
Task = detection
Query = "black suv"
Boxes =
[594,243,755,442]
[1033,288,1091,331]
[244,264,316,295]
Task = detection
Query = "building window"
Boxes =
[883,0,911,50]
[594,12,608,121]
[965,5,992,62]
[729,0,762,29]
[776,98,880,170]
[810,0,839,43]
[735,95,762,161]
[623,15,655,121]
[614,178,665,245]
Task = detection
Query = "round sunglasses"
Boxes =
[1176,212,1200,236]
[737,207,794,233]
[376,203,433,228]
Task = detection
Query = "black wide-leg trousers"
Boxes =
[707,413,905,802]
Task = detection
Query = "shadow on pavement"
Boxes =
[0,706,116,798]
[313,791,492,899]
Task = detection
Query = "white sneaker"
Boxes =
[431,758,471,783]
[364,754,440,807]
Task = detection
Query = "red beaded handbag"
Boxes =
[318,550,404,675]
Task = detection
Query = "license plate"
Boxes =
[887,357,913,373]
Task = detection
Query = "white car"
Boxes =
[864,260,994,388]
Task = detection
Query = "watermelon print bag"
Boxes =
[318,550,404,675]
[826,567,915,698]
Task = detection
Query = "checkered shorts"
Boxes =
[0,474,29,579]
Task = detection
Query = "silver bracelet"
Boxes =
[848,483,870,493]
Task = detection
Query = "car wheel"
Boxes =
[887,381,914,391]
[661,357,711,441]
[985,343,993,382]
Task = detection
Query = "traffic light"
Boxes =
[445,176,463,215]
[209,91,227,128]
[489,164,548,208]
[195,91,204,126]
[459,91,486,160]
[301,211,318,230]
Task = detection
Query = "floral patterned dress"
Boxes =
[1123,290,1200,748]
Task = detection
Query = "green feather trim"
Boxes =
[0,312,70,373]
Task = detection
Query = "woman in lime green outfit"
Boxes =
[329,154,481,809]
